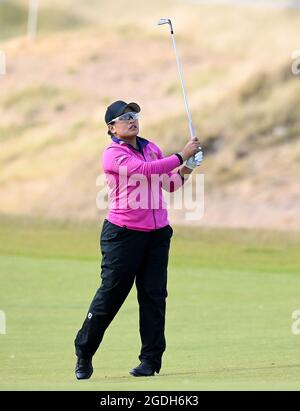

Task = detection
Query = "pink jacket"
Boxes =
[102,136,185,231]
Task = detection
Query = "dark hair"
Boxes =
[107,122,115,136]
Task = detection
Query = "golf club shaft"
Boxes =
[170,32,196,140]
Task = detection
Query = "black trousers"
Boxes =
[74,219,173,372]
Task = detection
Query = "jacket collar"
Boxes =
[111,135,149,150]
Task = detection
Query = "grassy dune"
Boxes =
[0,1,299,228]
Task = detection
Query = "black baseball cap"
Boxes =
[105,100,141,124]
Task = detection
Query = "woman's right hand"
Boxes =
[179,138,201,161]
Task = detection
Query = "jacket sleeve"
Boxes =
[103,147,181,177]
[155,146,185,193]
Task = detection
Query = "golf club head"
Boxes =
[157,18,173,33]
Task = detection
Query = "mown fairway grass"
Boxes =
[0,216,300,391]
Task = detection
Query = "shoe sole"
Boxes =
[129,371,155,377]
[76,370,93,380]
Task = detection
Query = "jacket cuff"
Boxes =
[174,153,184,165]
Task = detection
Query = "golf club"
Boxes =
[158,18,196,141]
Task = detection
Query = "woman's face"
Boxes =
[108,108,139,138]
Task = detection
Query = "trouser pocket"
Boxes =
[100,219,128,242]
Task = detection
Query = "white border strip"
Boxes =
[190,0,300,9]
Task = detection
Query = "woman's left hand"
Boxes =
[185,149,204,170]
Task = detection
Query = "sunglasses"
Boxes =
[109,112,139,124]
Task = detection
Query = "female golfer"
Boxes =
[74,100,203,379]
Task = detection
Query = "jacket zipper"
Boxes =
[139,147,157,230]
